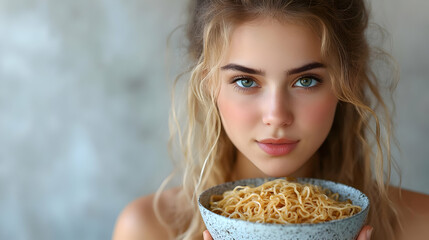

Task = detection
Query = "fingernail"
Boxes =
[203,230,209,239]
[366,227,373,239]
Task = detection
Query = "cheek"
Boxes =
[298,95,338,134]
[217,90,259,136]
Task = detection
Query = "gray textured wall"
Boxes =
[1,0,428,239]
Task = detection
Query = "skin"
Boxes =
[112,17,429,240]
[216,18,337,179]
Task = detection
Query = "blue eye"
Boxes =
[234,78,259,88]
[293,76,320,88]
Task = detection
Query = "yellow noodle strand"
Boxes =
[209,179,361,224]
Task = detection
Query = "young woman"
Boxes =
[113,0,429,239]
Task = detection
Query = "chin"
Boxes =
[257,158,309,178]
[260,167,299,178]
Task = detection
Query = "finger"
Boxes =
[356,225,373,240]
[203,230,213,240]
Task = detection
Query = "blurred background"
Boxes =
[0,0,428,239]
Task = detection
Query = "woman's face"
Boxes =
[217,18,338,178]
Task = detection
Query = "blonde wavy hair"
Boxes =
[155,0,400,239]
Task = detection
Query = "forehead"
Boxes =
[222,18,322,71]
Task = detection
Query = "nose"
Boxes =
[262,90,293,127]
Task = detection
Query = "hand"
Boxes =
[356,225,373,240]
[203,230,213,240]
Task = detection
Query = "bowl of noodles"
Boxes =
[198,178,369,240]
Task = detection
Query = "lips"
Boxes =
[256,138,299,156]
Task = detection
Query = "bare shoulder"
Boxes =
[112,187,181,240]
[389,186,429,239]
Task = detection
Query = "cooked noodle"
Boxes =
[209,178,361,224]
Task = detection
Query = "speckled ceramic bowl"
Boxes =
[198,178,369,240]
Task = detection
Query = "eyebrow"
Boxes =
[220,62,325,76]
[220,63,265,76]
[287,62,325,75]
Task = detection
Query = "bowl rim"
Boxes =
[198,177,370,227]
